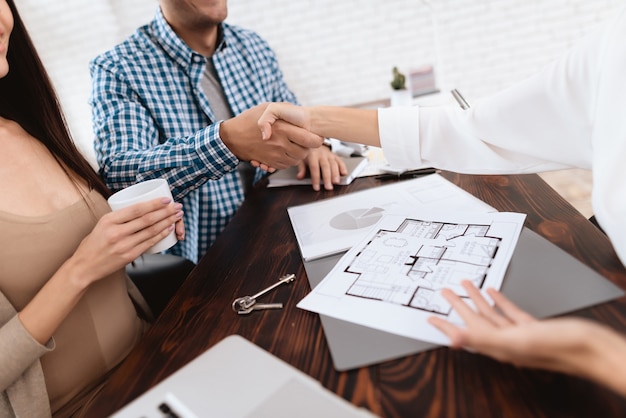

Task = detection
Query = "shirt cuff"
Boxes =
[197,120,240,174]
[378,106,422,169]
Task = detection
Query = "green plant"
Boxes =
[390,66,407,90]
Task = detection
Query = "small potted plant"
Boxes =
[390,66,412,106]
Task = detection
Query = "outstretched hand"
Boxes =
[258,102,316,141]
[428,280,615,381]
[252,102,326,172]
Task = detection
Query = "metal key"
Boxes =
[231,273,296,312]
[237,303,284,315]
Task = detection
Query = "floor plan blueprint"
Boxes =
[344,218,501,316]
[297,211,526,346]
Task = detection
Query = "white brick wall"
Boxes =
[227,0,622,106]
[16,0,624,164]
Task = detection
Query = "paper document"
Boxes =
[267,156,368,188]
[297,210,526,346]
[287,174,495,261]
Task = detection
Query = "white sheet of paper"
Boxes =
[287,174,495,261]
[297,210,526,346]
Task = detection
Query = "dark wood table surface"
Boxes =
[85,172,626,418]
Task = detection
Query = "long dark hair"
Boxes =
[0,0,110,197]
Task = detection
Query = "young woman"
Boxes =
[256,7,626,397]
[0,1,184,416]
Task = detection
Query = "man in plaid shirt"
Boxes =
[89,0,345,263]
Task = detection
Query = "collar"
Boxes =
[151,7,228,68]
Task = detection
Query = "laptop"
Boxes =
[112,335,376,418]
[304,227,625,371]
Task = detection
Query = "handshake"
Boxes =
[220,102,325,173]
[220,102,377,189]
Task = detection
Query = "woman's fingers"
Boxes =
[430,282,544,370]
[127,207,182,250]
[462,280,512,327]
[428,316,469,347]
[115,199,180,229]
[487,288,536,324]
[444,281,535,328]
[106,198,182,250]
[440,288,484,327]
[109,197,173,223]
[435,287,508,351]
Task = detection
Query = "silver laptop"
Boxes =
[304,227,624,371]
[113,335,376,418]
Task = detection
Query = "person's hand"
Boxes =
[66,197,183,286]
[296,146,347,191]
[428,280,611,380]
[257,102,316,143]
[221,103,322,172]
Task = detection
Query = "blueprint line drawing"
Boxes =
[297,211,526,346]
[343,218,501,316]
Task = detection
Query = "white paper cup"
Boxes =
[107,179,178,254]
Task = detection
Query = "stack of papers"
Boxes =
[287,173,527,346]
[297,210,526,346]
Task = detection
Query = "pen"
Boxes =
[451,88,470,110]
[374,167,437,181]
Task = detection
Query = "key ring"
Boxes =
[231,273,296,314]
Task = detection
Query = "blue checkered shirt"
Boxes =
[89,8,297,263]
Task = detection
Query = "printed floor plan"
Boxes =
[297,211,526,346]
[343,219,501,316]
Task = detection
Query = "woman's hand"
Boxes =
[429,280,626,395]
[252,102,324,172]
[429,280,588,371]
[257,102,314,142]
[66,197,183,287]
[18,197,184,344]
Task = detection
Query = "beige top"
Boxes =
[0,190,146,417]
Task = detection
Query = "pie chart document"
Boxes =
[287,174,495,261]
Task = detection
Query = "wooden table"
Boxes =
[85,172,626,418]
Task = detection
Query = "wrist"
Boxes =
[309,106,327,138]
[58,256,94,292]
[218,119,235,154]
[585,323,626,396]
